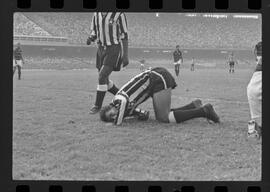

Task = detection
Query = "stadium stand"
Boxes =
[14,13,52,36]
[15,13,261,49]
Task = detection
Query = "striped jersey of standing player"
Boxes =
[173,45,183,77]
[87,12,129,114]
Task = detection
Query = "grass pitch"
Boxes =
[13,67,261,181]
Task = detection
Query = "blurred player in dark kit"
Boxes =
[139,59,146,72]
[173,45,183,77]
[190,57,195,71]
[227,51,237,73]
[87,12,129,114]
[100,67,220,125]
[13,43,24,80]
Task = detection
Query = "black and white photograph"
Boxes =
[13,12,262,181]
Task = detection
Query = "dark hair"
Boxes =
[176,45,179,48]
[100,105,114,122]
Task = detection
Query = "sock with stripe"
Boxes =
[94,84,107,108]
[168,107,205,123]
[171,101,197,111]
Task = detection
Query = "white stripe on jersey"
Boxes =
[105,13,112,46]
[120,13,128,33]
[113,13,121,44]
[118,69,151,93]
[129,79,150,102]
[98,13,104,45]
[114,94,128,125]
[90,13,96,36]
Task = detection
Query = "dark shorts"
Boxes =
[229,61,235,67]
[150,67,177,95]
[96,44,122,71]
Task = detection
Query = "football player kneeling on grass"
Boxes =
[100,67,220,125]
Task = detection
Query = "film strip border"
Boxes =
[4,0,267,192]
[16,0,261,10]
[14,184,263,192]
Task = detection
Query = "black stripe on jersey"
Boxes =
[120,70,150,95]
[128,90,150,115]
[101,14,107,46]
[118,13,128,39]
[109,13,115,45]
[126,74,149,96]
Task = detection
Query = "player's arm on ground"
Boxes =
[113,94,129,125]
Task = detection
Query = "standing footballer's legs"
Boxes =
[176,64,180,76]
[247,71,262,127]
[13,66,17,76]
[247,71,262,138]
[18,65,21,80]
[90,45,121,114]
[152,89,220,123]
[90,65,114,114]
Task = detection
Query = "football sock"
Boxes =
[94,84,107,108]
[94,91,106,108]
[171,102,197,111]
[108,84,119,95]
[132,108,146,116]
[168,107,205,123]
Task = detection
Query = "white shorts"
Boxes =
[247,71,262,121]
[14,60,23,67]
[174,60,182,65]
[247,71,262,100]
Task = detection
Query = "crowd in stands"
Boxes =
[14,13,51,37]
[15,13,261,49]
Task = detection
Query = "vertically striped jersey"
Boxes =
[90,12,128,46]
